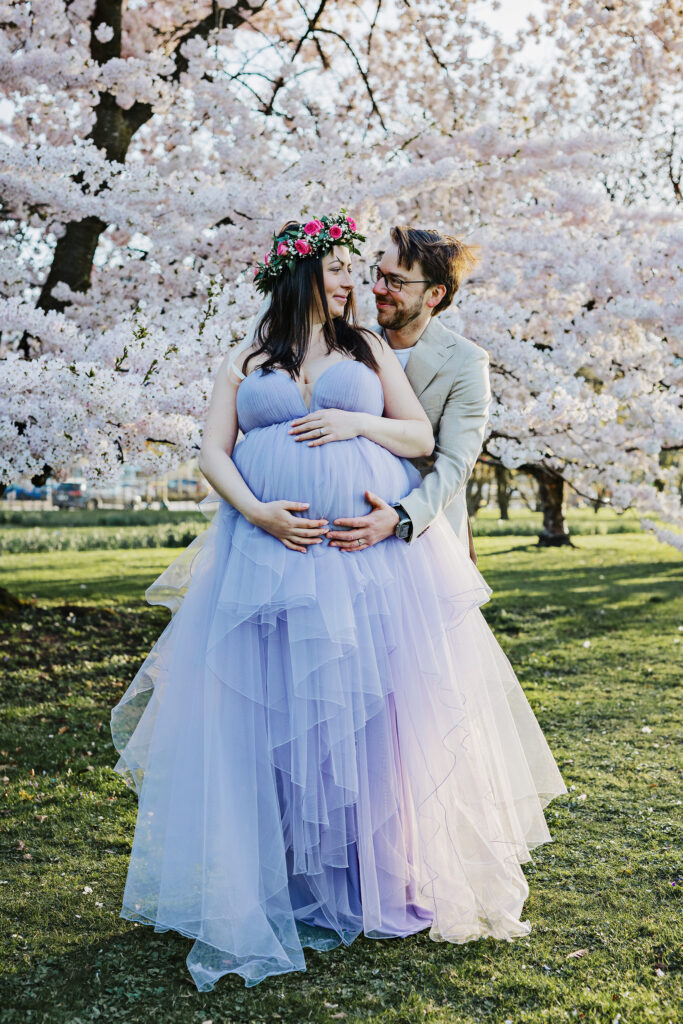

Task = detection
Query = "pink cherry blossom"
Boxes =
[0,1,680,548]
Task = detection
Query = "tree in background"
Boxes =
[494,465,512,522]
[0,1,681,548]
[466,461,494,520]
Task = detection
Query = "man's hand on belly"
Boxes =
[326,491,399,551]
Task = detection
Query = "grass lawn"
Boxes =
[0,506,645,556]
[0,533,681,1023]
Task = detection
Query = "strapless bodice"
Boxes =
[231,356,418,524]
[236,360,384,433]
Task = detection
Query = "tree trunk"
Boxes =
[31,0,258,326]
[495,464,511,520]
[533,468,572,546]
[15,0,317,487]
[466,476,484,517]
[466,462,493,517]
[591,487,608,514]
[20,1,230,484]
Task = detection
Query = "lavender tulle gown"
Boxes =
[110,359,567,992]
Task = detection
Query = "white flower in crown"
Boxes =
[253,211,365,294]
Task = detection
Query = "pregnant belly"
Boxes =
[233,423,420,523]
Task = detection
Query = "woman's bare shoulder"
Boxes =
[227,340,268,379]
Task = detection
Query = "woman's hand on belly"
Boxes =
[249,499,329,553]
[289,409,365,446]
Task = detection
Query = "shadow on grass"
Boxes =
[17,572,164,606]
[485,556,682,610]
[0,915,553,1023]
[2,536,682,1023]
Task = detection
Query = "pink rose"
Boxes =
[277,242,288,255]
[264,252,270,264]
[253,266,260,276]
[329,224,343,240]
[294,239,311,254]
[346,217,357,231]
[304,220,322,236]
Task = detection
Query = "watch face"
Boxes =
[396,518,411,540]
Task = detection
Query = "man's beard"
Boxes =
[376,294,424,331]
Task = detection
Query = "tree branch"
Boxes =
[32,0,267,324]
[314,27,386,130]
[263,0,330,117]
[667,126,681,204]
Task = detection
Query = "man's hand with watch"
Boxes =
[391,502,413,541]
[326,491,413,550]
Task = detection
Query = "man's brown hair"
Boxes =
[390,226,479,316]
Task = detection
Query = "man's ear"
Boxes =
[426,284,447,309]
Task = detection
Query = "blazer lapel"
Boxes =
[404,318,453,397]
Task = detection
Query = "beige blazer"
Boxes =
[382,317,491,548]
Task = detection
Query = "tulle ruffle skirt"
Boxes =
[111,490,567,991]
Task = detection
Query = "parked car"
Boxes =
[53,479,144,510]
[53,480,93,509]
[92,484,144,509]
[166,478,209,501]
[4,483,47,500]
[3,481,55,501]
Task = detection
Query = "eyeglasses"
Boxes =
[370,264,433,293]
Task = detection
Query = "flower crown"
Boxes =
[253,211,365,294]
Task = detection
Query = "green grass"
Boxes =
[0,506,644,554]
[471,506,642,537]
[0,507,205,528]
[0,521,206,554]
[1,534,681,1023]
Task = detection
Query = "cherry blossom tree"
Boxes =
[0,0,681,547]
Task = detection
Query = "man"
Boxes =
[326,226,490,562]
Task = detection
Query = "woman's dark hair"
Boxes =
[243,223,379,377]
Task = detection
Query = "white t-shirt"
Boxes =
[393,347,412,370]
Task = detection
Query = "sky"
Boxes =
[475,0,554,65]
[490,0,544,40]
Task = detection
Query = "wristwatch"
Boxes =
[391,502,413,542]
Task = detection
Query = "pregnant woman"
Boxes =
[110,212,567,992]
